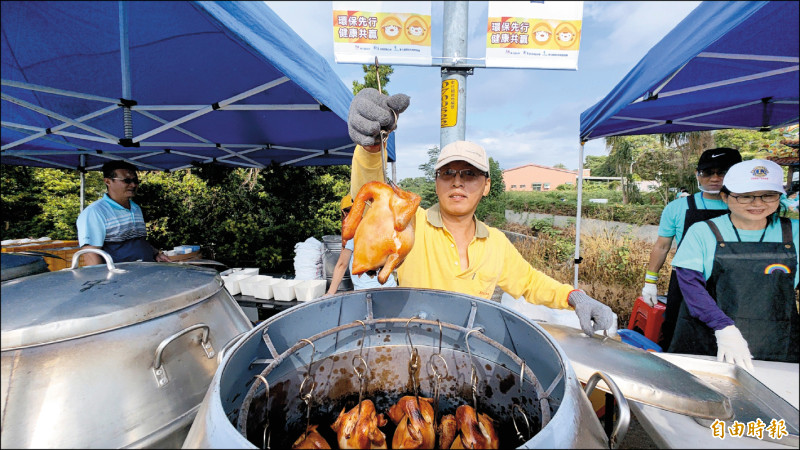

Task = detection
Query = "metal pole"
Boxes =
[79,154,86,212]
[391,161,397,184]
[119,1,133,139]
[440,1,471,148]
[573,142,586,288]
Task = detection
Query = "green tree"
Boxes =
[398,177,437,209]
[713,128,784,160]
[583,155,614,177]
[604,136,640,204]
[352,64,395,95]
[553,163,568,170]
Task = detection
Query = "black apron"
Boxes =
[668,217,799,362]
[658,195,728,350]
[102,237,155,263]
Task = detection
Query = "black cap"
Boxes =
[697,147,742,171]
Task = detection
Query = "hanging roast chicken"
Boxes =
[386,396,436,449]
[330,399,388,449]
[292,425,331,449]
[438,405,499,449]
[342,181,421,284]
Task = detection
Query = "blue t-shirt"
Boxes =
[657,192,728,245]
[672,214,799,287]
[77,194,147,246]
[345,239,397,289]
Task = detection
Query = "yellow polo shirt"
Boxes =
[350,145,572,309]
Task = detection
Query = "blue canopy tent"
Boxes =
[572,1,799,286]
[1,1,395,175]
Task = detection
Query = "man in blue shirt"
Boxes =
[76,161,171,265]
[640,147,741,350]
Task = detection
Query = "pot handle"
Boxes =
[70,248,124,272]
[152,323,215,387]
[584,371,630,449]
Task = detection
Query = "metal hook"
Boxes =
[465,328,482,412]
[405,316,422,405]
[427,319,448,425]
[512,404,531,443]
[297,338,316,439]
[352,320,370,415]
[373,56,397,188]
[253,375,271,449]
[510,361,532,443]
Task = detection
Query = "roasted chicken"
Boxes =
[438,414,458,450]
[442,405,499,449]
[330,399,388,449]
[292,424,331,449]
[386,396,436,449]
[342,181,421,284]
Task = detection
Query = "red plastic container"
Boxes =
[627,296,666,344]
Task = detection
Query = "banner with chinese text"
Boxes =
[332,1,432,65]
[485,1,583,69]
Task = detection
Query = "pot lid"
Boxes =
[1,253,48,282]
[1,262,223,350]
[538,322,733,419]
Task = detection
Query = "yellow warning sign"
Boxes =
[441,79,458,127]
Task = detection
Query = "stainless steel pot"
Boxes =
[0,249,253,448]
[183,288,629,448]
[1,253,48,281]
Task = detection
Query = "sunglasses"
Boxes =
[111,177,140,185]
[435,168,488,182]
[697,168,728,178]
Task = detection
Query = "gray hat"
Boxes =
[435,141,490,173]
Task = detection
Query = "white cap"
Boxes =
[435,141,490,173]
[722,159,786,194]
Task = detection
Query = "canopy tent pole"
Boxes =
[573,141,586,288]
[79,155,86,212]
[119,1,133,142]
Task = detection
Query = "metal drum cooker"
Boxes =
[184,288,632,448]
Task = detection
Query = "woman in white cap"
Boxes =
[669,159,799,368]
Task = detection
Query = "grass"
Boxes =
[504,221,675,327]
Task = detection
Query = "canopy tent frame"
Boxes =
[573,1,799,287]
[2,78,346,171]
[2,1,398,212]
[2,1,396,171]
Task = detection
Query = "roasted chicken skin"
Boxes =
[292,424,332,449]
[342,181,421,284]
[330,399,388,449]
[438,414,458,450]
[448,405,499,449]
[386,396,436,449]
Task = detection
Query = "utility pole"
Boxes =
[440,1,472,148]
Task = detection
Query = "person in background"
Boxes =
[346,88,616,337]
[781,190,799,213]
[669,159,798,368]
[76,160,171,265]
[677,187,690,198]
[326,194,397,294]
[641,147,742,350]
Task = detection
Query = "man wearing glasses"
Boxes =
[345,89,615,337]
[76,160,171,265]
[641,147,741,350]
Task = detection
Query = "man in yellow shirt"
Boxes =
[347,88,615,336]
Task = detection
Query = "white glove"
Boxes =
[715,325,754,371]
[568,290,617,337]
[641,283,658,307]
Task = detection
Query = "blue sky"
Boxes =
[264,1,701,181]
